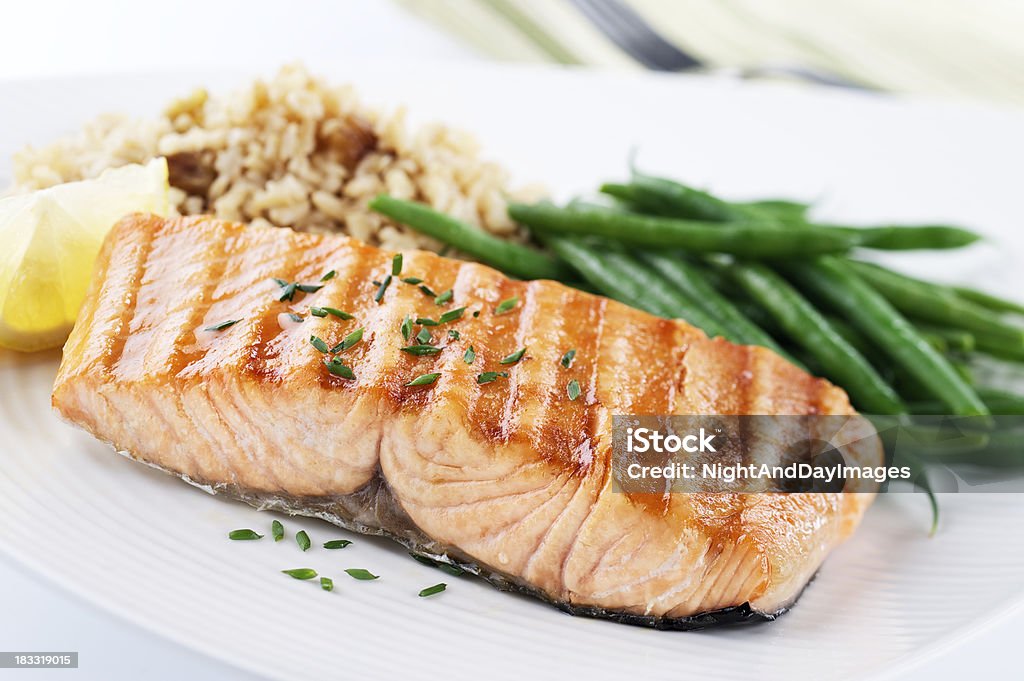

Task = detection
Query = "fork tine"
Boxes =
[569,0,869,89]
[584,0,649,40]
[569,0,703,71]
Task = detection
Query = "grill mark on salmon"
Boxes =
[107,214,161,371]
[170,219,232,375]
[53,214,882,629]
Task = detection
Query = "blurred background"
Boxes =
[0,0,1021,106]
[400,0,1024,104]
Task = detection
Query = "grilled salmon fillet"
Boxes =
[53,214,881,628]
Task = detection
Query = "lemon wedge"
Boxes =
[0,158,169,352]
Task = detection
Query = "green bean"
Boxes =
[828,224,981,250]
[847,260,1024,347]
[919,332,949,354]
[888,366,941,403]
[819,315,864,350]
[975,337,1024,363]
[597,183,642,207]
[610,175,979,249]
[603,173,743,221]
[910,389,1024,416]
[883,353,980,409]
[599,252,729,336]
[543,236,725,334]
[885,426,991,457]
[737,199,810,222]
[951,358,974,385]
[978,388,1024,405]
[508,202,857,257]
[910,323,976,354]
[732,298,785,335]
[822,319,981,402]
[542,237,656,311]
[724,261,905,415]
[699,260,742,297]
[914,428,1024,468]
[623,172,820,224]
[368,195,569,281]
[788,257,989,418]
[952,286,1024,316]
[635,252,785,353]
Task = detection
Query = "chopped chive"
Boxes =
[323,539,352,550]
[495,297,519,315]
[296,530,311,552]
[435,289,453,305]
[320,269,337,282]
[448,329,461,340]
[566,379,581,401]
[418,284,437,298]
[416,327,433,344]
[406,373,441,387]
[401,345,443,356]
[401,316,413,341]
[286,313,304,323]
[339,327,364,351]
[374,275,393,303]
[278,282,298,302]
[477,371,509,384]
[499,348,526,365]
[418,583,447,597]
[331,327,364,352]
[311,307,354,320]
[273,278,289,287]
[437,563,465,577]
[416,318,439,326]
[297,283,324,294]
[560,349,576,368]
[344,568,379,581]
[320,307,354,320]
[205,319,240,332]
[309,335,330,353]
[409,553,466,576]
[324,357,356,379]
[463,346,475,364]
[272,520,284,542]
[402,277,423,285]
[228,529,263,540]
[472,310,480,318]
[410,553,438,567]
[392,254,403,276]
[321,577,334,592]
[439,307,466,324]
[281,568,318,580]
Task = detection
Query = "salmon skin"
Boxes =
[53,214,881,629]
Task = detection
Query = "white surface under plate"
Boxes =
[1,63,1023,681]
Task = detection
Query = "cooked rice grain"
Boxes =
[10,64,540,251]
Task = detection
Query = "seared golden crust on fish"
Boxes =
[53,214,880,625]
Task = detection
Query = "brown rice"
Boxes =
[9,64,539,252]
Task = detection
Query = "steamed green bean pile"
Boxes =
[369,173,1024,496]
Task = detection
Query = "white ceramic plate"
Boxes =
[2,64,1023,681]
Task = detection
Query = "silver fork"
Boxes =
[568,0,871,89]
